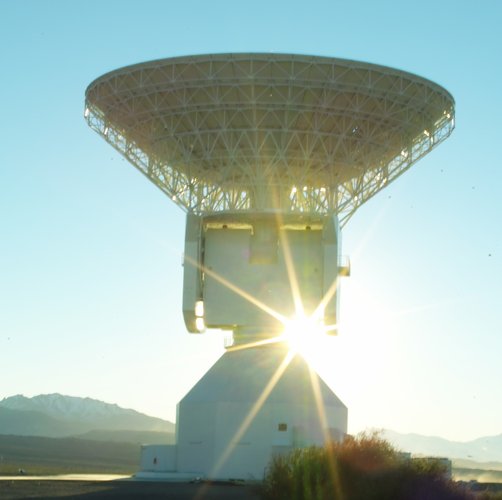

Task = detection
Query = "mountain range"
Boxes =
[382,429,502,466]
[0,393,174,442]
[1,394,501,468]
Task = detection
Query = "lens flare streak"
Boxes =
[183,252,288,325]
[185,209,344,486]
[307,365,345,499]
[209,350,295,478]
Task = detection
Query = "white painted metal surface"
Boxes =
[85,53,454,226]
[140,445,176,472]
[175,344,347,479]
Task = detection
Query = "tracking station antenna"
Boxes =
[85,53,454,480]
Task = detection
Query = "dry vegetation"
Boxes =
[262,432,484,500]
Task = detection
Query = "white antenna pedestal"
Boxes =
[174,343,347,479]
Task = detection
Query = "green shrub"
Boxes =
[262,432,473,500]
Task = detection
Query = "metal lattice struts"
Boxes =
[85,53,454,226]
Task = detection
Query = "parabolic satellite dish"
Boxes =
[85,53,454,480]
[85,53,454,225]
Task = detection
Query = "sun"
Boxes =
[280,313,334,365]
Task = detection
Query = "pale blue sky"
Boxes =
[0,0,501,442]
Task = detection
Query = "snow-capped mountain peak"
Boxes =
[0,393,139,421]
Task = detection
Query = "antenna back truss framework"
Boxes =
[85,54,454,226]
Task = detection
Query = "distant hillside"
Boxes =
[383,429,502,464]
[75,429,175,445]
[0,394,174,439]
[0,407,82,437]
[0,434,138,474]
[4,394,501,475]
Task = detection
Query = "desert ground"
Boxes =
[0,478,260,499]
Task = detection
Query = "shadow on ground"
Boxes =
[0,480,261,499]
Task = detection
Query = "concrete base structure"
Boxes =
[140,343,347,480]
